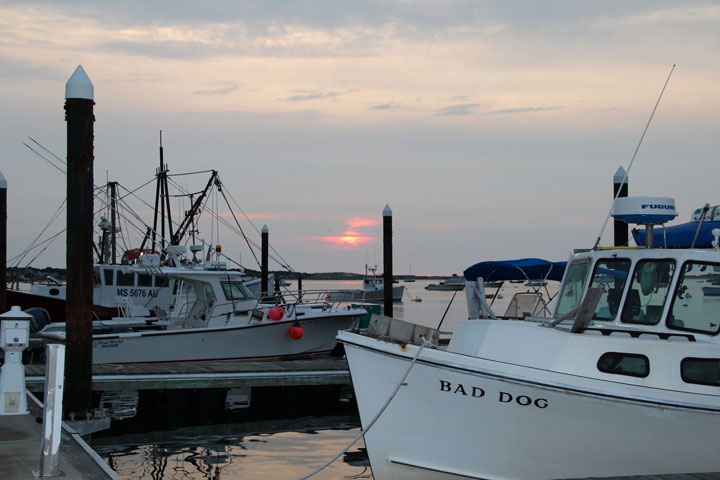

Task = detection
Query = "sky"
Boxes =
[1,1,719,275]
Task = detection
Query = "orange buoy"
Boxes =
[289,321,303,340]
[268,306,284,321]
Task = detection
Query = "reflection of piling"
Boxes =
[613,167,629,247]
[64,65,94,419]
[383,205,393,318]
[0,171,6,313]
[261,225,269,298]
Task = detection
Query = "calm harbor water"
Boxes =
[90,279,545,479]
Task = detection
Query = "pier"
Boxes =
[0,393,119,479]
[25,356,351,391]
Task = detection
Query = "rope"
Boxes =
[295,337,431,480]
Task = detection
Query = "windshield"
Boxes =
[555,260,591,317]
[589,259,631,321]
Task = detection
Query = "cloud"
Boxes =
[420,222,461,231]
[486,106,562,115]
[435,103,480,116]
[282,90,356,102]
[307,235,376,248]
[346,217,380,229]
[194,84,240,95]
[370,102,401,110]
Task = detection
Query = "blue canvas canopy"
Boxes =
[632,221,720,249]
[463,258,567,283]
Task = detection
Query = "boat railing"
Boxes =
[261,288,368,310]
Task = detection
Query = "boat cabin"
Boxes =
[555,248,720,338]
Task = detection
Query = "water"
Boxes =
[90,279,547,479]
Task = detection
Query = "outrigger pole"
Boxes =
[592,64,675,250]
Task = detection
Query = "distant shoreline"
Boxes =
[7,266,453,283]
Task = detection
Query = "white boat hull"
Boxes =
[90,313,358,364]
[340,331,720,480]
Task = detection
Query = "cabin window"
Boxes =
[589,259,631,321]
[103,269,114,286]
[221,281,252,301]
[117,271,135,287]
[94,270,101,286]
[682,358,720,386]
[668,261,720,335]
[155,276,169,288]
[597,352,649,378]
[555,260,591,317]
[620,260,675,325]
[137,273,153,287]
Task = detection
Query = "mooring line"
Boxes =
[295,337,431,480]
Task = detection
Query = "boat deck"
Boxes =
[25,357,350,391]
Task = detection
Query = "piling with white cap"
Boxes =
[613,166,629,247]
[383,205,393,317]
[261,225,269,298]
[64,65,94,419]
[0,170,6,313]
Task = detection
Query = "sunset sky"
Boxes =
[1,1,719,275]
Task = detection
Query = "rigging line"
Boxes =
[9,229,65,267]
[11,199,67,268]
[222,185,296,272]
[592,64,676,250]
[23,143,65,176]
[166,169,215,177]
[20,230,66,268]
[28,137,65,166]
[217,187,262,269]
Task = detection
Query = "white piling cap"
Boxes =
[0,305,33,321]
[383,204,392,216]
[0,170,6,189]
[65,65,94,100]
[262,224,268,233]
[613,166,628,184]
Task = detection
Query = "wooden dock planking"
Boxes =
[25,357,351,391]
[0,394,119,479]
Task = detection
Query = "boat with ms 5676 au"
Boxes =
[339,196,720,479]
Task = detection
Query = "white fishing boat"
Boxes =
[328,264,404,304]
[40,250,365,364]
[338,196,720,479]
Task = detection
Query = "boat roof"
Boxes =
[463,258,566,282]
[633,220,720,248]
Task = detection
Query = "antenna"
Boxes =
[592,64,676,250]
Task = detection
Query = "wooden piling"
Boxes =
[261,224,269,297]
[0,171,6,313]
[64,65,94,418]
[614,166,629,247]
[383,204,393,318]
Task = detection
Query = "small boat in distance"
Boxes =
[425,275,465,291]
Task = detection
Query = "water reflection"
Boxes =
[93,417,370,480]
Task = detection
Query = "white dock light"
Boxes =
[0,306,32,415]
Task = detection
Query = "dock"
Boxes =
[0,393,119,479]
[25,357,351,391]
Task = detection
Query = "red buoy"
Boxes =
[289,322,303,340]
[268,306,284,321]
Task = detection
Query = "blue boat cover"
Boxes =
[463,258,567,282]
[632,221,720,248]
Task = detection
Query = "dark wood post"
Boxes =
[261,225,269,298]
[0,171,6,313]
[613,166,629,247]
[383,204,393,318]
[64,65,94,419]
